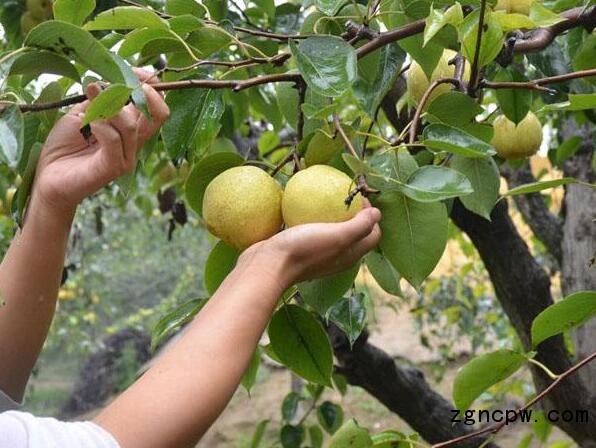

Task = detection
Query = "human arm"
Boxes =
[93,207,382,448]
[0,75,169,401]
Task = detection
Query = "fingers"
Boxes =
[89,120,131,176]
[349,223,382,260]
[137,83,170,142]
[337,207,382,245]
[109,105,140,163]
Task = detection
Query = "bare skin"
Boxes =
[0,71,382,447]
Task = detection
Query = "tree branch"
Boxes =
[468,0,487,94]
[408,78,460,144]
[432,351,596,448]
[333,114,360,160]
[480,68,596,92]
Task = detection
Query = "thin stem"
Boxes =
[333,114,360,160]
[468,0,487,94]
[296,80,307,142]
[408,78,460,144]
[527,358,559,380]
[480,68,596,91]
[432,351,596,448]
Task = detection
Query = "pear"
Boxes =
[202,166,282,249]
[491,112,543,160]
[20,11,42,35]
[495,0,533,15]
[26,0,53,20]
[282,165,362,227]
[406,49,471,106]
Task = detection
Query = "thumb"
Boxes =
[85,83,102,101]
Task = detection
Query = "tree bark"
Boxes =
[451,200,596,447]
[329,326,498,448]
[560,120,596,394]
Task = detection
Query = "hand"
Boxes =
[31,70,170,218]
[242,204,382,288]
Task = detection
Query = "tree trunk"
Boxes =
[330,326,498,448]
[560,121,596,394]
[451,200,596,446]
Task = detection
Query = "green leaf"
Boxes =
[315,0,346,16]
[317,401,344,434]
[118,27,182,58]
[326,293,367,348]
[298,263,359,315]
[9,50,80,81]
[451,155,500,220]
[281,424,305,448]
[460,10,504,68]
[275,82,299,130]
[423,3,463,47]
[531,291,596,348]
[555,136,582,166]
[250,420,270,448]
[309,425,324,448]
[374,192,448,289]
[184,152,244,216]
[282,392,301,422]
[82,84,132,126]
[84,6,167,30]
[427,91,483,126]
[268,304,333,386]
[503,178,579,197]
[258,131,280,156]
[422,123,497,158]
[162,88,224,158]
[290,36,357,97]
[494,68,532,125]
[53,0,95,26]
[151,298,207,350]
[305,130,345,167]
[402,165,473,202]
[25,21,125,83]
[166,0,207,17]
[329,420,372,448]
[353,43,406,117]
[371,430,406,447]
[0,105,24,169]
[571,34,596,83]
[365,250,402,297]
[241,346,261,394]
[492,11,536,31]
[543,94,596,111]
[204,241,239,295]
[453,350,526,411]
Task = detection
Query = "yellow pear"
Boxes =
[282,165,362,227]
[27,0,53,20]
[491,112,543,159]
[202,166,282,249]
[406,49,471,106]
[495,0,533,15]
[20,11,42,35]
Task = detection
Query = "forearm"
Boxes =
[0,196,74,400]
[94,248,289,448]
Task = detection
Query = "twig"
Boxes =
[9,6,595,113]
[432,351,596,448]
[296,79,307,142]
[408,78,460,144]
[165,53,291,72]
[468,0,487,94]
[333,114,360,160]
[362,105,381,157]
[345,175,380,206]
[270,151,297,177]
[480,68,596,92]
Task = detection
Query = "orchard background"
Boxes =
[0,0,595,446]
